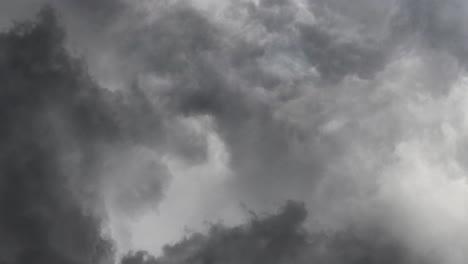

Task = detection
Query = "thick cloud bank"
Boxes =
[122,201,429,264]
[1,0,468,263]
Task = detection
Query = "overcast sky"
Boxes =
[1,0,468,263]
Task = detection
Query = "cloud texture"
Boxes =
[1,0,468,263]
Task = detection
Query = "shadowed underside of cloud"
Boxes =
[121,201,431,264]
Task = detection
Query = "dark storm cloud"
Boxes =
[120,201,431,264]
[140,0,468,210]
[99,0,468,261]
[0,7,188,263]
[0,8,115,263]
[107,0,390,207]
[1,0,468,263]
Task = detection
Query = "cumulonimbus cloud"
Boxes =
[1,0,468,263]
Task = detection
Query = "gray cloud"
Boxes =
[81,2,468,260]
[0,6,208,263]
[1,0,468,263]
[121,201,432,264]
[393,0,468,62]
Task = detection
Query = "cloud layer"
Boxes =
[1,0,468,263]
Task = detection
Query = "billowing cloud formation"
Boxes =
[121,201,430,264]
[0,6,204,263]
[0,8,115,263]
[1,0,468,263]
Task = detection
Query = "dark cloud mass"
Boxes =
[0,6,173,263]
[0,7,113,263]
[121,201,430,264]
[1,0,468,263]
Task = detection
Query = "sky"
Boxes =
[1,0,468,263]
